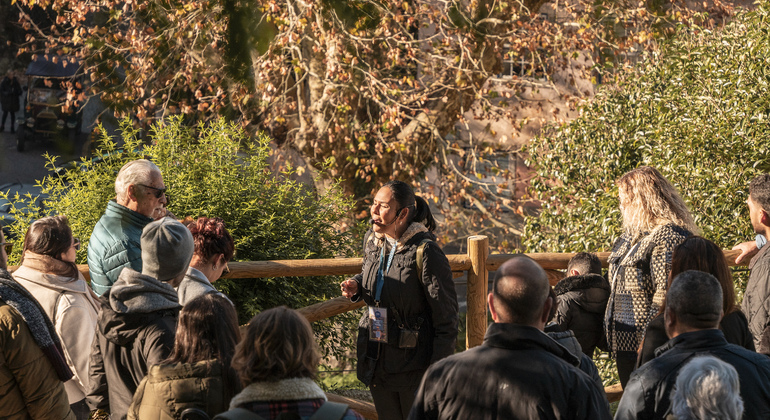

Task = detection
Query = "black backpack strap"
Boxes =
[213,408,267,420]
[309,402,349,420]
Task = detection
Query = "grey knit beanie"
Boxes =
[141,217,194,282]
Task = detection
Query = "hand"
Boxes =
[340,278,358,299]
[732,240,759,265]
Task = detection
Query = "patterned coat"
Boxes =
[604,223,691,356]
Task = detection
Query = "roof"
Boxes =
[25,55,81,78]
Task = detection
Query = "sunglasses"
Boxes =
[138,184,168,199]
[73,238,80,251]
[0,242,12,254]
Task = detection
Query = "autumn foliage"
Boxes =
[11,0,741,248]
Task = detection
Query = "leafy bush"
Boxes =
[1,117,362,359]
[524,3,770,384]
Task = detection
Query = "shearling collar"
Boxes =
[554,273,610,296]
[229,377,327,409]
[368,222,429,251]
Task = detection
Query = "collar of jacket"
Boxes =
[483,323,580,367]
[229,377,327,409]
[106,199,154,225]
[750,239,770,270]
[654,328,728,358]
[554,273,609,295]
[184,266,212,287]
[12,265,89,294]
[369,222,430,251]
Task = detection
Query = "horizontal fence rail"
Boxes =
[7,245,748,416]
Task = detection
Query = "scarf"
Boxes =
[21,251,80,280]
[0,269,73,381]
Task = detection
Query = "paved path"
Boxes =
[0,129,86,185]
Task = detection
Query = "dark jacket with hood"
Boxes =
[86,268,181,420]
[408,323,611,420]
[615,329,770,420]
[351,223,459,388]
[551,273,610,356]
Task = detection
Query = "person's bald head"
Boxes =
[489,255,551,327]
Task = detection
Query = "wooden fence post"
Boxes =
[466,235,489,349]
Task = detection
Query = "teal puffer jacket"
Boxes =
[87,200,153,296]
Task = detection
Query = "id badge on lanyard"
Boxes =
[369,240,396,343]
[369,306,388,343]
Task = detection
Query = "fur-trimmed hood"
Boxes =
[229,378,327,409]
[554,273,610,296]
[366,222,433,251]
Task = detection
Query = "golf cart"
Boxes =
[15,55,83,152]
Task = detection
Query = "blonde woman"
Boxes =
[605,166,697,387]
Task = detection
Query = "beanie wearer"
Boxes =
[141,217,194,282]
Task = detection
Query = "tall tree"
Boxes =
[12,0,739,248]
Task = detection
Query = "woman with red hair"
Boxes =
[178,217,235,305]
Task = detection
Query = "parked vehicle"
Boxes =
[16,55,83,152]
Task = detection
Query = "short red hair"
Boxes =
[186,217,235,263]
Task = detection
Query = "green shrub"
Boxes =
[524,3,770,385]
[1,117,362,360]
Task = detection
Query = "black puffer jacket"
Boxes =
[86,269,180,420]
[551,273,610,356]
[352,223,458,388]
[408,323,611,420]
[615,329,770,420]
[546,330,603,392]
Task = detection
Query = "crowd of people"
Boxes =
[2,159,770,420]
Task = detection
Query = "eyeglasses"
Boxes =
[138,184,168,199]
[73,238,80,251]
[0,242,12,254]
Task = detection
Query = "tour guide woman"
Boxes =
[341,180,458,420]
[606,166,696,387]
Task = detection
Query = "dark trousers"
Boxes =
[370,383,418,420]
[1,111,14,130]
[616,351,638,388]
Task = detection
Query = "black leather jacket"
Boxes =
[409,323,611,420]
[351,224,458,387]
[615,329,770,420]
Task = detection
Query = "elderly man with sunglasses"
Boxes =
[87,159,170,296]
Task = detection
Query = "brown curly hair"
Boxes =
[185,217,235,263]
[232,306,319,385]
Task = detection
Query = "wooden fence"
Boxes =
[20,238,747,418]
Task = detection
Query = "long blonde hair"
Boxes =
[617,166,698,237]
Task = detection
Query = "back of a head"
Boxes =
[141,217,194,282]
[168,293,240,364]
[567,252,601,276]
[617,166,697,235]
[22,215,72,261]
[187,217,235,263]
[749,174,770,213]
[671,356,743,420]
[114,159,160,202]
[666,270,722,330]
[670,236,735,314]
[232,306,319,385]
[492,256,550,325]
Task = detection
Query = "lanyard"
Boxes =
[375,240,397,304]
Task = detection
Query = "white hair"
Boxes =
[114,159,161,202]
[671,356,743,420]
